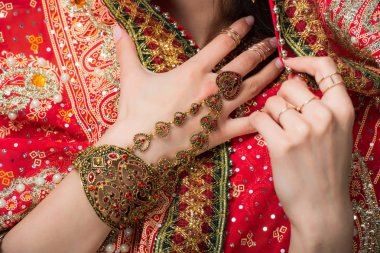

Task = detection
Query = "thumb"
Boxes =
[113,24,144,77]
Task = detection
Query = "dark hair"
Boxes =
[218,0,275,73]
[223,0,274,40]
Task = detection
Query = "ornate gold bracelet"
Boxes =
[74,71,242,230]
[74,145,162,230]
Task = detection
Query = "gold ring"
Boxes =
[317,72,344,93]
[256,41,272,52]
[248,46,266,62]
[220,28,241,48]
[278,104,295,122]
[317,72,339,85]
[249,49,265,62]
[324,81,344,94]
[296,96,318,112]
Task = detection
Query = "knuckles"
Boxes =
[278,79,307,98]
[263,96,280,113]
[312,107,335,136]
[292,121,312,142]
[317,56,336,69]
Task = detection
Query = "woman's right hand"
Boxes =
[252,57,355,252]
[98,16,284,164]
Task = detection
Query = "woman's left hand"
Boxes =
[251,56,354,253]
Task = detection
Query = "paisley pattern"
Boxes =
[0,0,379,252]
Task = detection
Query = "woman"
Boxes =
[0,0,378,252]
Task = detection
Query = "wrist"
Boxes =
[289,201,353,253]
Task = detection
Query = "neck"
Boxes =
[153,0,231,48]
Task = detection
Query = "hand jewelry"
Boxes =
[317,72,344,94]
[296,96,318,113]
[220,28,241,48]
[278,103,295,122]
[75,71,243,230]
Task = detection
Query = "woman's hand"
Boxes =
[251,57,354,252]
[98,16,284,164]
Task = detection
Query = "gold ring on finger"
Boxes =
[256,41,271,53]
[220,28,241,48]
[278,103,296,122]
[296,96,318,113]
[317,72,344,94]
[317,72,339,85]
[248,46,266,62]
[323,81,344,94]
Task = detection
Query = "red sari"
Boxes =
[0,0,379,252]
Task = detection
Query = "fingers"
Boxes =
[262,96,303,131]
[277,77,320,113]
[221,111,284,146]
[221,116,256,140]
[249,111,285,149]
[220,37,277,76]
[113,24,144,76]
[284,57,337,80]
[284,57,353,117]
[190,16,254,72]
[226,57,284,111]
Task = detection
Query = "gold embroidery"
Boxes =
[0,53,61,116]
[351,153,379,252]
[58,109,74,123]
[240,231,256,247]
[29,0,37,8]
[0,1,13,18]
[273,226,287,243]
[232,183,245,198]
[0,121,24,138]
[254,134,265,147]
[0,168,64,230]
[44,0,120,142]
[27,35,44,53]
[278,0,380,95]
[326,0,380,66]
[154,146,229,253]
[0,170,14,186]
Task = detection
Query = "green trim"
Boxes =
[102,0,197,72]
[342,58,380,89]
[275,0,315,57]
[154,144,230,252]
[102,1,231,251]
[275,0,380,93]
[214,144,230,251]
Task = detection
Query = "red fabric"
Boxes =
[0,0,379,252]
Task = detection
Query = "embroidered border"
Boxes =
[154,144,230,253]
[276,0,380,95]
[102,0,197,73]
[102,0,230,252]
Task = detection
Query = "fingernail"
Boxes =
[113,25,122,42]
[244,15,255,26]
[275,58,284,69]
[269,37,277,47]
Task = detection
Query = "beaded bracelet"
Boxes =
[74,71,242,230]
